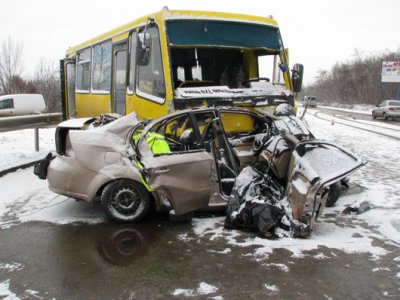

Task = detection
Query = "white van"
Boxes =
[304,96,317,108]
[0,94,46,117]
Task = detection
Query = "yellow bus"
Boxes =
[60,7,303,120]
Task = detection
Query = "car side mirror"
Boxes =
[137,32,151,66]
[292,63,304,93]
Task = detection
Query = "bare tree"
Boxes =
[301,49,400,105]
[32,58,61,112]
[0,36,24,95]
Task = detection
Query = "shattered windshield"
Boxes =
[166,20,290,101]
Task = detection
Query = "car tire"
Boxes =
[101,179,151,222]
[326,182,341,207]
[383,113,388,120]
[372,113,376,119]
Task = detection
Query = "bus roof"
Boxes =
[66,9,279,56]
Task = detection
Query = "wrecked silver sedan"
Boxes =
[37,107,365,237]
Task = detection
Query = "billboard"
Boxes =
[382,61,400,83]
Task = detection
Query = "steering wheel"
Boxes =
[253,132,269,153]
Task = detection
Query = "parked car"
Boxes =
[0,94,46,117]
[35,106,364,236]
[372,100,400,120]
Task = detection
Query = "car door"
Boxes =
[138,112,214,215]
[286,140,366,227]
[377,101,386,117]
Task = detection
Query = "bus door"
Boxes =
[112,43,127,115]
[61,59,76,119]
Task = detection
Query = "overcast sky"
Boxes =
[1,0,399,84]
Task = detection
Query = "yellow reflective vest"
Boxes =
[133,130,171,154]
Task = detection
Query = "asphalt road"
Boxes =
[0,215,399,299]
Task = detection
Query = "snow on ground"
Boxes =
[305,109,400,138]
[318,104,375,115]
[0,263,23,273]
[0,168,106,229]
[171,282,219,297]
[0,279,43,300]
[0,106,399,260]
[0,280,18,300]
[0,127,55,171]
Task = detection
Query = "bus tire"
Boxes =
[101,179,151,222]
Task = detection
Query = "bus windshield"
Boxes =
[167,20,282,49]
[166,20,288,100]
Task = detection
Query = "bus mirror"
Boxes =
[292,63,304,93]
[137,32,151,66]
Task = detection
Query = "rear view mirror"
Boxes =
[137,32,151,66]
[292,63,304,93]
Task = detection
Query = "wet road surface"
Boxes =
[0,214,399,299]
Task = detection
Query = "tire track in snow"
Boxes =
[311,112,400,141]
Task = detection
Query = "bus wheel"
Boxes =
[101,179,151,222]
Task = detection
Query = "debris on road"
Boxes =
[342,201,373,215]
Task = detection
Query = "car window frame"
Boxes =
[137,111,208,157]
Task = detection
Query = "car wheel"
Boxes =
[372,113,376,119]
[326,182,341,207]
[383,113,388,120]
[101,179,151,222]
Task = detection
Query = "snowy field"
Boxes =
[0,108,400,297]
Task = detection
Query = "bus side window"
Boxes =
[136,27,165,101]
[92,41,112,93]
[76,48,91,92]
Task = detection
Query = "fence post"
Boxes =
[34,128,39,152]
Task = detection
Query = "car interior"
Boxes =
[135,110,269,196]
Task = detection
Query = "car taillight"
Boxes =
[388,107,395,111]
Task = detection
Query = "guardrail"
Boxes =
[0,113,63,151]
[0,113,62,131]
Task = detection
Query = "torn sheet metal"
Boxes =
[225,164,308,237]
